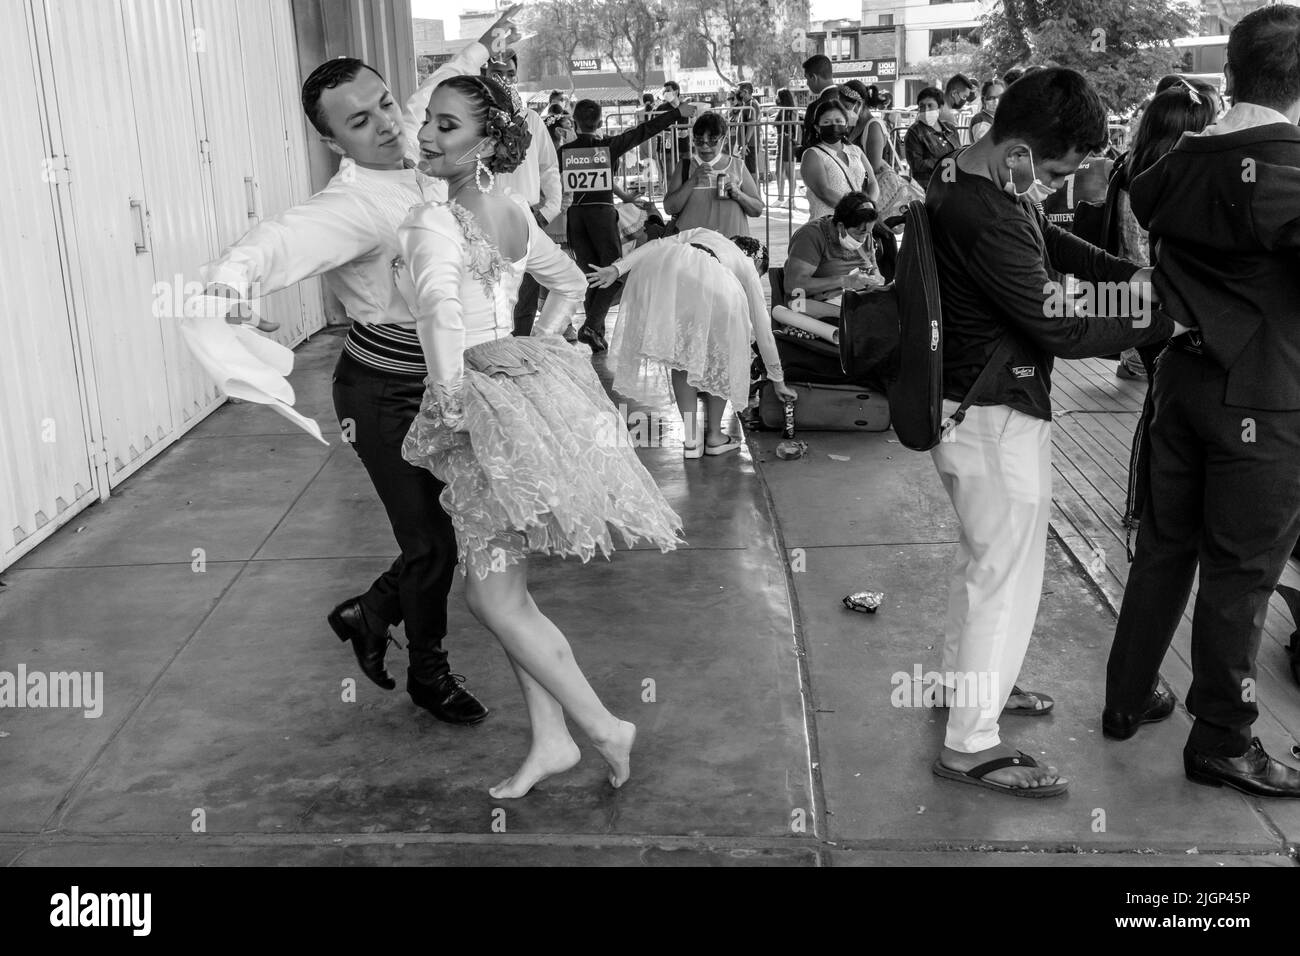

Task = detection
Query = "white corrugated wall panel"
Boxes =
[0,0,99,568]
[40,0,174,486]
[233,0,306,348]
[120,0,224,433]
[269,0,326,340]
[189,0,259,260]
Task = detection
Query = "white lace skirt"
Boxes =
[401,334,684,580]
[608,242,754,412]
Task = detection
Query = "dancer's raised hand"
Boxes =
[480,4,522,53]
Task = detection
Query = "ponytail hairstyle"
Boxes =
[435,73,532,174]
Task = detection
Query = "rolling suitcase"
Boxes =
[757,380,890,432]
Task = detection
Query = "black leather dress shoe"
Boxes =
[576,326,608,353]
[1102,687,1177,740]
[408,672,489,725]
[1184,738,1300,798]
[327,598,396,690]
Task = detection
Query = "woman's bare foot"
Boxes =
[592,719,637,788]
[488,739,581,799]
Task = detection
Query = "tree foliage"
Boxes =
[668,0,809,90]
[979,0,1197,113]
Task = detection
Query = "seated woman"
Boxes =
[587,230,796,459]
[781,192,885,324]
[662,111,764,237]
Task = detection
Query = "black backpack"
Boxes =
[839,199,1010,451]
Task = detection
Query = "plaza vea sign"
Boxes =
[831,57,897,80]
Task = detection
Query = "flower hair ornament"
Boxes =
[470,73,533,184]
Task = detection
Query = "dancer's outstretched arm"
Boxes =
[397,205,468,427]
[201,189,379,300]
[514,198,585,336]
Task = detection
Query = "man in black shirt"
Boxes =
[559,95,693,351]
[925,68,1185,798]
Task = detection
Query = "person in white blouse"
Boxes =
[588,229,797,458]
[198,6,522,726]
[398,74,684,799]
[480,49,562,336]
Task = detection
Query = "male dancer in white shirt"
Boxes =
[200,7,522,724]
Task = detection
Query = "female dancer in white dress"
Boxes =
[399,73,684,798]
[588,229,798,458]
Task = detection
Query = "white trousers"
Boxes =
[930,400,1053,753]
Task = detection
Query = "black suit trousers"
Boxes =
[566,203,622,336]
[331,351,458,680]
[1106,348,1300,754]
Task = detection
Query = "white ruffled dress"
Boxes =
[395,191,684,579]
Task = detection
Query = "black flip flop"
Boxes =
[932,750,1069,798]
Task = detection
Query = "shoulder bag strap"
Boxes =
[940,338,1015,439]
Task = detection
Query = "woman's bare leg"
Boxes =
[670,368,701,448]
[702,392,730,446]
[489,651,580,799]
[466,558,636,796]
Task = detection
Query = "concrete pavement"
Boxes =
[0,328,1295,866]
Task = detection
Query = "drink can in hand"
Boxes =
[716,173,729,198]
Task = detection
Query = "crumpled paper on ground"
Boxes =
[179,295,328,445]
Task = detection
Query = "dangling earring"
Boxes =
[475,155,494,193]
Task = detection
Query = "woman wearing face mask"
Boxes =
[586,230,796,458]
[904,87,962,190]
[398,74,684,798]
[800,99,877,219]
[970,80,1004,142]
[663,111,764,237]
[783,191,886,320]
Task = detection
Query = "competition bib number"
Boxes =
[562,146,612,194]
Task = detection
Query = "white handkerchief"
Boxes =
[179,295,329,445]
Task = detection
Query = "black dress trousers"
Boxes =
[566,203,623,336]
[331,350,459,681]
[1106,347,1300,755]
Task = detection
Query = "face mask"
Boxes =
[920,109,939,127]
[454,136,493,167]
[1004,147,1056,203]
[818,125,845,143]
[839,229,865,252]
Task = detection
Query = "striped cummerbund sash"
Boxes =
[343,322,427,377]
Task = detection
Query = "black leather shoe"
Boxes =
[1102,687,1176,740]
[327,598,396,690]
[577,326,608,353]
[407,672,489,725]
[1184,737,1300,798]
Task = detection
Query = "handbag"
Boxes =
[866,118,923,219]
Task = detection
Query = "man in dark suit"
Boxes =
[1103,4,1300,798]
[799,54,838,159]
